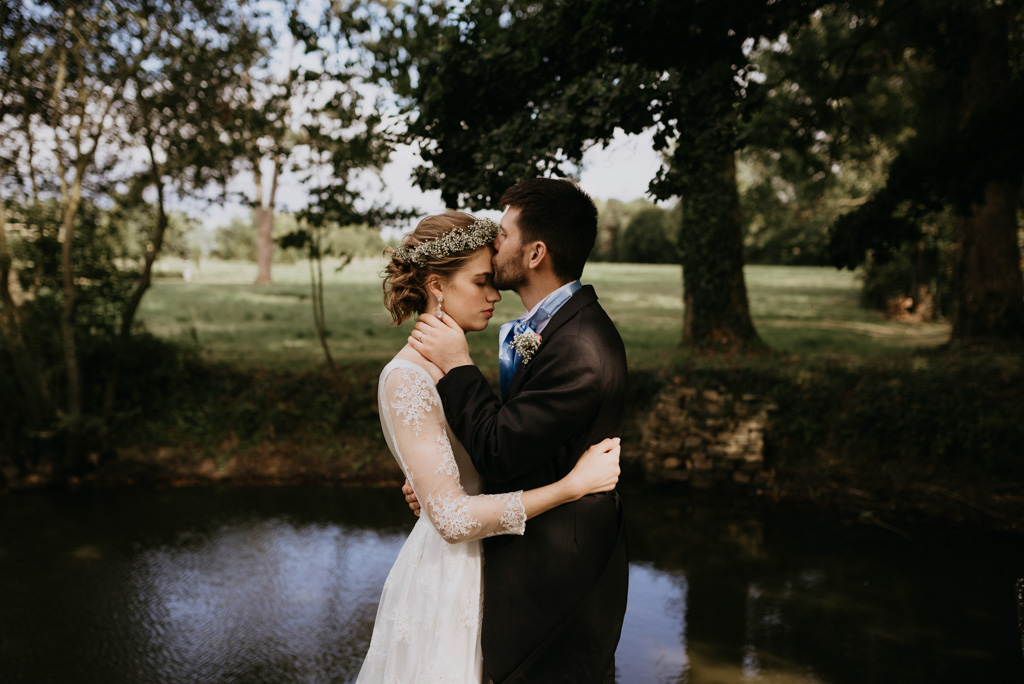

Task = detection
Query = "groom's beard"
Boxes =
[493,249,528,292]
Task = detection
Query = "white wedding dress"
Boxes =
[355,358,527,684]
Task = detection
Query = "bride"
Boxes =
[355,211,621,683]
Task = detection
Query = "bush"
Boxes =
[662,351,1024,485]
[111,355,383,459]
[620,207,678,264]
[594,199,681,264]
[859,238,953,321]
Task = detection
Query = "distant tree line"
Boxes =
[209,213,389,263]
[588,200,678,264]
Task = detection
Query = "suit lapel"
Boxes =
[505,285,598,400]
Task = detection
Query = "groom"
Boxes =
[409,178,629,683]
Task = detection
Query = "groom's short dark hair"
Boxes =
[500,178,597,282]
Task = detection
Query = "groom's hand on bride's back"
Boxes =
[409,313,472,374]
[402,479,421,517]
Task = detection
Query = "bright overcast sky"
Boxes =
[194,2,670,231]
[200,127,666,231]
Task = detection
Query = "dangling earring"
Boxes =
[436,296,444,320]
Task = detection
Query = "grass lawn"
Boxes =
[119,258,1023,527]
[140,259,950,372]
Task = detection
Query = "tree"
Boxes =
[273,0,408,375]
[619,205,679,264]
[824,0,1024,342]
[734,4,924,272]
[373,0,830,350]
[0,0,264,474]
[213,216,261,261]
[944,2,1024,340]
[593,199,628,262]
[232,1,308,285]
[227,0,396,286]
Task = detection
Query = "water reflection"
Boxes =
[129,522,400,682]
[619,564,688,682]
[0,485,1021,683]
[624,489,1024,683]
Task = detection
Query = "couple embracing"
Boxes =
[356,179,629,683]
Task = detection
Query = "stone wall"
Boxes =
[638,377,776,488]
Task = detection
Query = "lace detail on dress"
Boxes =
[425,492,483,541]
[497,491,526,536]
[379,360,528,544]
[434,430,458,479]
[389,368,439,435]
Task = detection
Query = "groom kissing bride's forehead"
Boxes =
[491,178,599,300]
[416,177,629,684]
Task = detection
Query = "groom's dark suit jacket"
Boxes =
[437,285,628,684]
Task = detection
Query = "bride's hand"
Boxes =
[402,479,420,517]
[567,437,621,498]
[409,312,471,374]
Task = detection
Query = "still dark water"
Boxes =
[1,484,1021,683]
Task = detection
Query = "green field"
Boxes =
[141,259,950,372]
[124,258,1022,525]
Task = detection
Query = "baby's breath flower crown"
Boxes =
[393,218,499,266]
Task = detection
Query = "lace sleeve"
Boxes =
[382,367,526,543]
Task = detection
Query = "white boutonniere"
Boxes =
[511,331,542,365]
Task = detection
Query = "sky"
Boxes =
[199,127,666,232]
[194,1,670,234]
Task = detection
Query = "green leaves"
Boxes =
[373,0,822,348]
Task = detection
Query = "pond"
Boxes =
[1,484,1021,683]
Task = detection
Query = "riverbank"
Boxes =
[3,264,1021,533]
[5,347,1022,535]
[77,444,1024,535]
[8,444,1022,537]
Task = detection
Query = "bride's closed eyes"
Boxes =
[439,249,501,332]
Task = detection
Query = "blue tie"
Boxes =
[497,281,582,400]
[499,317,535,400]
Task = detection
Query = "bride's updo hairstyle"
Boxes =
[382,211,498,325]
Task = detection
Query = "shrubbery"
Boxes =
[593,199,680,264]
[662,351,1024,487]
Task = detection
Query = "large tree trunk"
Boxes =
[952,179,1024,340]
[680,150,762,351]
[252,20,298,287]
[950,5,1024,343]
